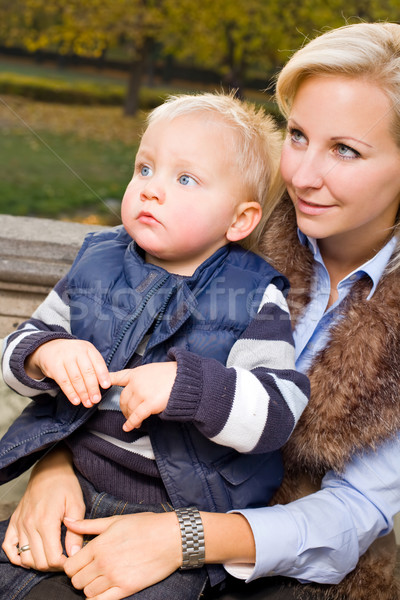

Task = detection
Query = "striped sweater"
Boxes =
[2,268,309,504]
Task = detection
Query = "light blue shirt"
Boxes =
[228,234,400,584]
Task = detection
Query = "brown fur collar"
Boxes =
[260,196,400,600]
[260,195,400,477]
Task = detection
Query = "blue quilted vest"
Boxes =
[68,227,285,370]
[0,227,286,516]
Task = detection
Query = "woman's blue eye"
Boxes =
[336,144,359,159]
[289,128,306,143]
[140,165,152,176]
[179,174,196,186]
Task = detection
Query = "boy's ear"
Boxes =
[226,202,262,242]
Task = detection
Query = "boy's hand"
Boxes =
[26,339,111,407]
[110,362,177,431]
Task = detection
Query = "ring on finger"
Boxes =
[16,543,31,555]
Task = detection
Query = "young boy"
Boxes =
[0,93,309,600]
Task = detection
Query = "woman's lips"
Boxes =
[296,197,334,216]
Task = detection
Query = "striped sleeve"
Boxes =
[1,276,74,397]
[164,283,310,454]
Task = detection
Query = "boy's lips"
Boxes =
[137,211,160,225]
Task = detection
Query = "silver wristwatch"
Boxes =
[175,506,205,569]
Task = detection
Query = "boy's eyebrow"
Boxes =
[135,141,153,154]
[135,146,148,155]
[134,148,152,162]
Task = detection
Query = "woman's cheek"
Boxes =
[279,145,295,187]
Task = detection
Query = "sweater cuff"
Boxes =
[162,348,204,420]
[9,331,75,391]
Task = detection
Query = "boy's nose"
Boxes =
[140,182,166,204]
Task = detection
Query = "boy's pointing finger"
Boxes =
[108,370,132,387]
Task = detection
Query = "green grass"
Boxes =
[0,57,127,86]
[0,57,140,223]
[0,127,137,223]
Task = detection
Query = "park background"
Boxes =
[1,0,400,225]
[0,0,400,542]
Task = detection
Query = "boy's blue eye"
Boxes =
[179,174,196,186]
[140,165,152,176]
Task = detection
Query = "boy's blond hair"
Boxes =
[147,92,284,251]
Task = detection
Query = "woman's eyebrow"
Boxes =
[331,136,372,148]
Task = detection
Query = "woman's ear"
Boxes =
[226,202,262,242]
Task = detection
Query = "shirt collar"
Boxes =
[297,230,398,299]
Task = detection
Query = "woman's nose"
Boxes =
[291,152,324,190]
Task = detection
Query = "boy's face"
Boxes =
[121,113,248,275]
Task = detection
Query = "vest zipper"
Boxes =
[106,273,169,367]
[152,285,177,330]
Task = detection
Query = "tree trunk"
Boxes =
[124,38,153,117]
[223,23,245,99]
[124,57,144,116]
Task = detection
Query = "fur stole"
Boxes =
[259,196,400,600]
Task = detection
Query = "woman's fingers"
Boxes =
[64,516,113,536]
[3,447,86,572]
[64,512,182,599]
[2,519,26,568]
[64,501,85,558]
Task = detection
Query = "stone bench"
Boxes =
[0,213,104,336]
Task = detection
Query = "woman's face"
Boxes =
[280,75,400,257]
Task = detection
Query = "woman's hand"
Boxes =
[64,511,182,600]
[2,446,85,571]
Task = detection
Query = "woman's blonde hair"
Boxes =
[276,22,400,270]
[147,92,284,251]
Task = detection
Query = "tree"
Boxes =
[0,0,399,115]
[0,0,164,116]
[161,0,400,96]
[161,0,283,96]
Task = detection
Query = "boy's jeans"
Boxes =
[0,474,209,600]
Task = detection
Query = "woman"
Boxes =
[2,20,400,600]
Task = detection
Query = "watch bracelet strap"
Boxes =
[175,506,205,569]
